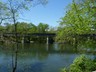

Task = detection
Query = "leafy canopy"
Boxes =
[56,0,96,42]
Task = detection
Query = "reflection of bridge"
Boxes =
[0,33,56,44]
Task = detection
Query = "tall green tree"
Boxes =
[5,23,14,32]
[57,0,96,42]
[37,23,49,33]
[28,23,37,33]
[16,22,31,33]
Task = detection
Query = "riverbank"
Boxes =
[61,55,96,72]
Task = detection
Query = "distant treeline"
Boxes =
[0,22,57,33]
[0,22,57,43]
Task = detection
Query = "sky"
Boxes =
[19,0,72,27]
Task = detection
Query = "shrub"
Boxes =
[61,55,96,72]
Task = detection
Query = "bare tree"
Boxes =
[0,1,10,25]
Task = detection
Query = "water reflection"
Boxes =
[0,40,96,72]
[12,43,18,72]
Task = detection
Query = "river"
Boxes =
[0,40,96,72]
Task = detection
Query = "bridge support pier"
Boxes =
[21,37,25,43]
[47,36,49,44]
[27,37,30,43]
[0,34,3,41]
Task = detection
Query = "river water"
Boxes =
[0,41,96,72]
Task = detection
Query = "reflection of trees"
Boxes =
[76,39,96,53]
[17,43,49,60]
[0,42,19,72]
[56,38,96,55]
[0,40,96,71]
[1,41,96,58]
[58,43,78,53]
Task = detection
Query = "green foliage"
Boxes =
[0,0,48,34]
[37,23,49,33]
[0,1,9,25]
[61,55,96,72]
[17,22,31,33]
[61,68,67,72]
[57,0,96,42]
[28,23,37,33]
[0,25,5,33]
[2,22,49,33]
[5,23,14,32]
[0,22,50,43]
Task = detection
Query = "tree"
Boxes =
[37,23,49,33]
[0,1,10,25]
[28,23,38,33]
[56,0,96,42]
[61,55,96,72]
[16,22,31,33]
[1,0,48,72]
[0,25,5,33]
[1,0,48,32]
[5,23,14,32]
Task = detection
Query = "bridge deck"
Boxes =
[2,33,56,37]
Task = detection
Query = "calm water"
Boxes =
[0,41,96,72]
